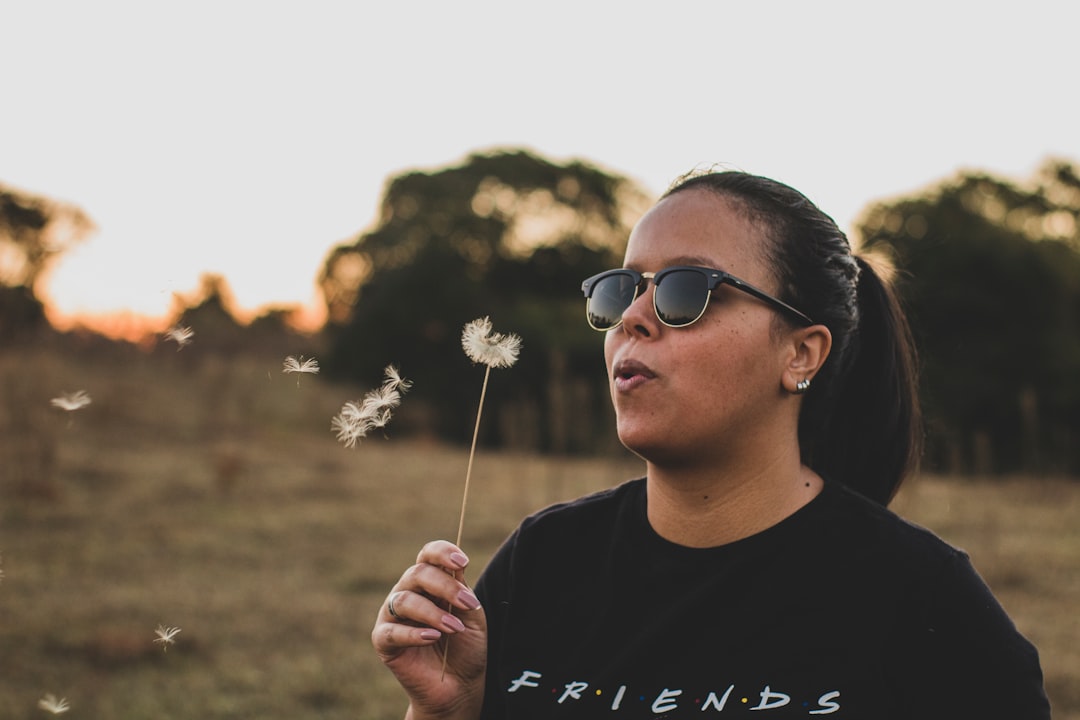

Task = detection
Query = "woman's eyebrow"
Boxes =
[671,255,718,267]
[623,256,726,272]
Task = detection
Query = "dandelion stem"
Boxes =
[442,317,520,682]
[443,364,491,681]
[455,364,490,547]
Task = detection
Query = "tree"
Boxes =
[857,159,1080,474]
[320,149,651,452]
[0,183,94,341]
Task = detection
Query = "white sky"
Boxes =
[2,1,1078,329]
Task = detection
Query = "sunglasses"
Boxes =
[581,265,814,331]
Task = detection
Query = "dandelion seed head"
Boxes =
[50,390,91,412]
[38,694,70,715]
[461,316,522,369]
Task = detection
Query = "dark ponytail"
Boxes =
[805,256,922,503]
[664,171,922,504]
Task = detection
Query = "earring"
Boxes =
[794,378,811,394]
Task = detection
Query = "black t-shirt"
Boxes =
[474,478,1049,719]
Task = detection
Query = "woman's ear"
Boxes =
[781,324,832,394]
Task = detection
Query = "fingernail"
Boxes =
[442,614,466,633]
[420,629,442,641]
[450,551,469,569]
[457,589,481,610]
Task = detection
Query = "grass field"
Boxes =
[1,341,1077,719]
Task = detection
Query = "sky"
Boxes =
[2,1,1078,335]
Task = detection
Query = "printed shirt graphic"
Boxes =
[474,479,1050,719]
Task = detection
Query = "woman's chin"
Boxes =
[617,428,668,465]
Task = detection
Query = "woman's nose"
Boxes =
[619,283,658,338]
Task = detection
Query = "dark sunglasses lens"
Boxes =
[587,272,638,329]
[655,270,710,326]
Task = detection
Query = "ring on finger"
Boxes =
[387,591,404,620]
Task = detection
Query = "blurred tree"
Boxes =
[166,273,249,354]
[0,284,48,343]
[858,158,1080,475]
[0,183,94,341]
[159,274,319,379]
[320,149,651,452]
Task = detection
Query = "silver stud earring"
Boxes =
[794,378,811,394]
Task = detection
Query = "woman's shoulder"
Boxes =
[820,479,968,572]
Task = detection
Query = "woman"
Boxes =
[372,170,1050,718]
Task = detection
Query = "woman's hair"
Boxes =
[663,170,922,504]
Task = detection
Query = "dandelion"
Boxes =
[154,624,181,651]
[282,355,320,386]
[50,390,91,412]
[332,365,410,448]
[37,694,69,714]
[454,317,521,546]
[444,317,521,678]
[461,316,522,369]
[164,324,194,349]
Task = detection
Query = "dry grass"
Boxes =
[0,342,1077,719]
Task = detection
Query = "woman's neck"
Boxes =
[644,451,823,548]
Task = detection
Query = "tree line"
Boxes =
[0,183,94,342]
[858,161,1080,474]
[5,151,1080,475]
[318,150,650,453]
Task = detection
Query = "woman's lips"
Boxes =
[612,358,656,392]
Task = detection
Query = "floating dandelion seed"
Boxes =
[37,694,69,715]
[332,365,410,448]
[164,325,194,349]
[332,401,372,448]
[383,364,413,392]
[283,355,320,386]
[50,390,91,412]
[445,317,521,679]
[154,624,181,651]
[361,385,402,429]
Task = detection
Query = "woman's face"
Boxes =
[604,188,797,467]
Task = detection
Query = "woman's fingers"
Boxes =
[415,539,471,573]
[383,588,473,634]
[375,610,443,648]
[372,540,488,717]
[372,540,484,659]
[391,561,481,615]
[410,540,481,616]
[387,590,406,621]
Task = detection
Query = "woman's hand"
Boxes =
[372,540,487,720]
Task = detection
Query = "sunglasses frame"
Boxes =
[581,265,815,331]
